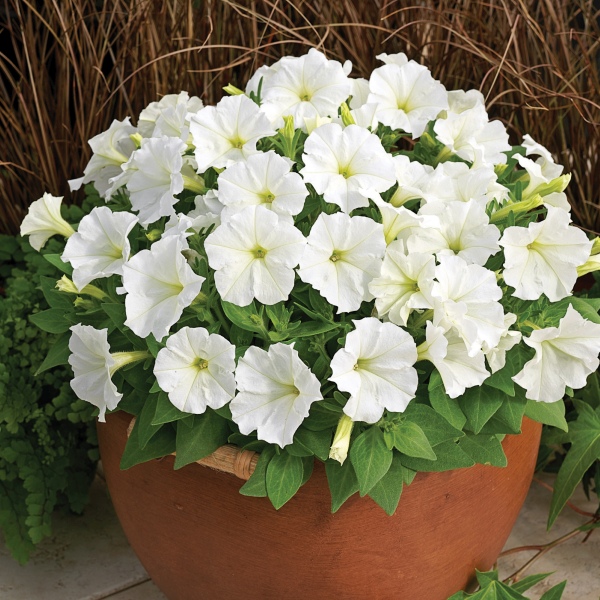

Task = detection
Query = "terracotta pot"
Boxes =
[98,412,542,600]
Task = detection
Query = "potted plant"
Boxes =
[19,49,600,599]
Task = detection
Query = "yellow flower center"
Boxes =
[254,247,267,259]
[194,357,209,370]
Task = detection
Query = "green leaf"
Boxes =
[39,276,73,310]
[510,572,553,593]
[488,392,527,434]
[29,308,72,334]
[458,386,504,434]
[428,371,466,429]
[525,399,568,431]
[101,302,127,330]
[325,459,359,512]
[136,394,161,449]
[368,453,404,515]
[539,581,567,600]
[548,403,600,527]
[220,301,265,335]
[401,440,474,472]
[239,446,276,497]
[120,421,176,470]
[349,426,393,495]
[293,427,331,461]
[385,422,436,460]
[459,433,507,467]
[43,253,73,275]
[174,410,230,469]
[403,403,464,446]
[475,569,498,587]
[302,403,342,431]
[265,451,305,509]
[265,303,292,331]
[485,346,530,396]
[35,332,71,374]
[152,391,190,425]
[291,321,340,338]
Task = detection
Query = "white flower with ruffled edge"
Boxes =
[417,323,489,398]
[433,90,510,166]
[154,327,235,414]
[483,313,522,374]
[372,198,424,245]
[189,95,276,172]
[330,318,418,423]
[187,190,224,232]
[500,207,592,301]
[432,255,505,357]
[138,91,203,141]
[300,123,395,213]
[61,206,138,290]
[68,324,148,422]
[297,212,385,313]
[387,155,432,207]
[257,48,352,130]
[121,235,205,341]
[513,305,600,402]
[69,118,136,197]
[367,57,448,138]
[517,134,570,211]
[231,343,323,447]
[204,205,305,306]
[218,151,307,223]
[369,242,435,326]
[409,200,500,266]
[20,193,75,251]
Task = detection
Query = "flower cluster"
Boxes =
[21,50,600,511]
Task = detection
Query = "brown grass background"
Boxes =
[1,0,598,234]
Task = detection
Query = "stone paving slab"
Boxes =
[0,472,598,599]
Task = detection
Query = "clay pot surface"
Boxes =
[98,412,542,600]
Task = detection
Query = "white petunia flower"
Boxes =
[298,212,386,313]
[257,48,352,130]
[432,255,505,357]
[433,90,510,166]
[518,134,570,211]
[231,343,323,447]
[154,327,235,414]
[373,198,424,245]
[138,91,203,141]
[368,59,448,138]
[62,206,138,290]
[115,136,187,226]
[188,190,224,232]
[500,207,592,301]
[348,77,371,109]
[483,313,522,374]
[409,200,501,265]
[388,155,433,207]
[121,235,205,341]
[417,323,489,398]
[300,123,395,213]
[330,318,418,423]
[189,95,276,172]
[369,242,435,326]
[204,205,306,306]
[375,52,409,67]
[513,305,600,402]
[70,118,137,196]
[20,193,75,250]
[218,151,307,222]
[68,324,148,422]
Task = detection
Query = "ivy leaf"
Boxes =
[367,453,404,515]
[548,402,600,527]
[239,446,276,498]
[510,572,553,593]
[524,399,568,431]
[35,332,70,374]
[458,386,503,434]
[349,426,393,495]
[265,451,305,509]
[384,422,436,460]
[325,458,359,513]
[428,371,466,430]
[539,581,567,600]
[174,410,230,469]
[459,433,507,467]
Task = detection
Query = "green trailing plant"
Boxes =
[0,209,98,564]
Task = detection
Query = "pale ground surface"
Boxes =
[0,473,598,600]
